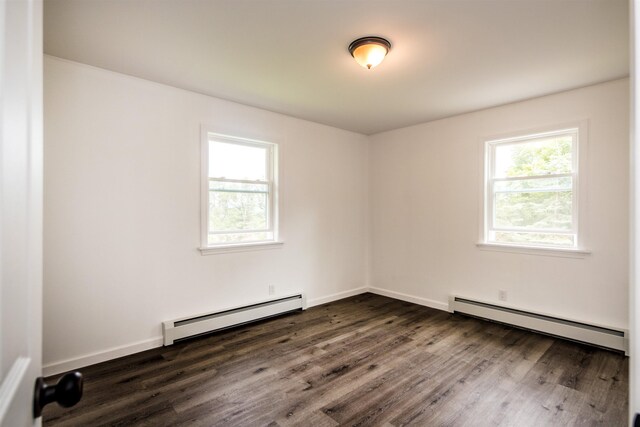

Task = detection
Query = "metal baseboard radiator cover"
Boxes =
[162,294,305,345]
[449,296,628,354]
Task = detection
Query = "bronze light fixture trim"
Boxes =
[348,36,392,69]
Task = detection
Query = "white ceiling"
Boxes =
[44,0,629,135]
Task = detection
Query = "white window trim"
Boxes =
[476,242,590,258]
[478,121,590,257]
[199,129,282,254]
[199,241,284,255]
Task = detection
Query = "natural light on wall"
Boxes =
[484,129,578,249]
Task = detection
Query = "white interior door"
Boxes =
[0,0,43,425]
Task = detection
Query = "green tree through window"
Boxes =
[488,132,576,247]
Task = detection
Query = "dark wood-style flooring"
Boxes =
[43,293,628,426]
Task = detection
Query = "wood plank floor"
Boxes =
[43,293,628,426]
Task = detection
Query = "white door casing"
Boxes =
[0,0,43,425]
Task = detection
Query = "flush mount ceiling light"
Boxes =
[348,36,391,70]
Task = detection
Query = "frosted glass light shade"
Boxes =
[348,36,391,70]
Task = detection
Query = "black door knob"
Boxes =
[33,371,83,418]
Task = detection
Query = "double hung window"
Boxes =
[484,128,579,249]
[202,132,278,247]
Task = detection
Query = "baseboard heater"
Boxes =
[162,294,305,345]
[449,296,628,354]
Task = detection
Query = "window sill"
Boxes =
[199,241,284,255]
[476,242,591,258]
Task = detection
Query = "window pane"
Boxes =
[493,134,573,178]
[209,190,268,232]
[210,180,268,193]
[494,176,572,192]
[209,140,268,181]
[494,191,572,230]
[209,231,274,245]
[492,231,574,247]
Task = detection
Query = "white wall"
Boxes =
[43,56,369,374]
[44,54,630,376]
[370,79,630,330]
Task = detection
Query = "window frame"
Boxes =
[200,130,281,254]
[479,122,590,256]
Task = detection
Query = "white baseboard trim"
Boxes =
[368,287,450,312]
[43,287,369,376]
[306,287,369,308]
[43,287,446,376]
[43,336,164,377]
